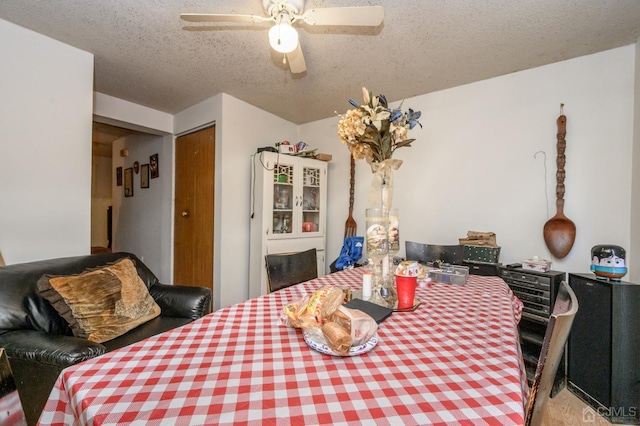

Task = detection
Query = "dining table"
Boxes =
[38,268,526,425]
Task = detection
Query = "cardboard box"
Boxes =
[521,258,552,272]
[315,153,332,161]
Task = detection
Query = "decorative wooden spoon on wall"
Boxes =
[344,156,357,238]
[543,105,576,258]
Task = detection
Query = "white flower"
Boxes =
[362,87,370,105]
[390,122,408,142]
[362,105,390,131]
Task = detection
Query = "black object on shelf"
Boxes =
[462,260,501,276]
[257,146,277,153]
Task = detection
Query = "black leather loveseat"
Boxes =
[0,252,212,425]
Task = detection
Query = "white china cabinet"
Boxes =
[249,151,327,298]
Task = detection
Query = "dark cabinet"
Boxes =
[500,267,566,395]
[462,261,501,276]
[567,273,640,425]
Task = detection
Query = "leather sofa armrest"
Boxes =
[0,330,106,369]
[149,283,212,320]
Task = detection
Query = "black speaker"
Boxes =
[567,273,640,424]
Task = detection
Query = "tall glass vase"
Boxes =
[369,159,401,211]
[367,160,402,307]
[376,168,397,307]
[381,208,399,307]
[365,208,389,307]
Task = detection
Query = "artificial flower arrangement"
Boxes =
[337,87,422,208]
[338,87,422,163]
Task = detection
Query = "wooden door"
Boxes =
[174,125,215,296]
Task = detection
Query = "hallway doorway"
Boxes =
[90,122,138,253]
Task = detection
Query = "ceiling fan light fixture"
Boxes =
[268,20,298,53]
[182,2,384,74]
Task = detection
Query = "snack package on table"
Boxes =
[281,285,344,328]
[306,285,345,323]
[281,285,378,354]
[395,261,422,277]
[281,294,314,328]
[328,305,377,346]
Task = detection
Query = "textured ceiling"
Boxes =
[1,0,640,125]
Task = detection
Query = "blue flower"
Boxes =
[389,109,403,123]
[406,109,422,129]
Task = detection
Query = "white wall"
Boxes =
[94,93,173,135]
[111,134,173,281]
[301,45,636,278]
[0,19,94,264]
[175,93,297,309]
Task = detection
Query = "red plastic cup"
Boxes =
[395,274,418,309]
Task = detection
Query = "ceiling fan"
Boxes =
[180,0,384,74]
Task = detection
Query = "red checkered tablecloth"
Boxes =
[38,269,526,426]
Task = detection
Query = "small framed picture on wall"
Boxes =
[141,164,149,188]
[116,167,123,186]
[150,153,159,179]
[124,168,134,197]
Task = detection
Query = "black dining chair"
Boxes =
[524,280,579,426]
[265,248,318,293]
[405,241,463,265]
[0,348,27,425]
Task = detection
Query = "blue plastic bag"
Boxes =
[335,236,364,270]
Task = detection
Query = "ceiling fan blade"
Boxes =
[286,43,306,74]
[301,6,384,26]
[180,13,271,23]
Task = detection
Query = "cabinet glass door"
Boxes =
[272,162,294,235]
[301,165,321,234]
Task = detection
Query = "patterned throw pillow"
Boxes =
[37,258,161,343]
